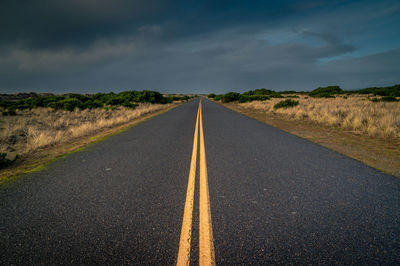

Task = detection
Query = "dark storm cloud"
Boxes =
[0,0,399,93]
[0,0,171,50]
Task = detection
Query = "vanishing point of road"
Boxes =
[1,98,400,265]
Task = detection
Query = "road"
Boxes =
[1,98,400,265]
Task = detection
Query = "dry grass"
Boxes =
[239,95,400,140]
[0,104,170,158]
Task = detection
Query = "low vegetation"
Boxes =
[0,90,193,115]
[208,84,400,103]
[309,86,343,98]
[238,95,400,139]
[274,99,299,109]
[350,84,400,97]
[208,88,283,103]
[0,104,173,166]
[0,90,194,170]
[208,84,400,139]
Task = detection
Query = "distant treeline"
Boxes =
[208,84,400,103]
[207,89,285,103]
[0,90,194,115]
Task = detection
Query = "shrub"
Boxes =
[369,97,379,102]
[139,90,163,103]
[242,89,283,98]
[179,95,191,102]
[353,84,400,97]
[309,86,343,98]
[222,92,241,103]
[213,95,223,101]
[207,93,216,98]
[67,93,91,103]
[82,100,104,109]
[244,88,274,95]
[369,96,398,102]
[60,98,82,111]
[239,95,270,103]
[0,90,181,113]
[43,96,66,107]
[381,96,398,102]
[160,96,173,104]
[106,97,126,106]
[2,108,17,116]
[274,99,299,109]
[46,101,64,110]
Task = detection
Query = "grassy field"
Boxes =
[0,90,195,170]
[0,104,171,160]
[0,102,179,181]
[0,89,191,177]
[207,84,400,176]
[240,94,400,139]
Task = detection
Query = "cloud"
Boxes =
[319,48,400,88]
[0,0,170,50]
[0,0,398,93]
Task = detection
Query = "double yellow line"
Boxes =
[177,100,215,266]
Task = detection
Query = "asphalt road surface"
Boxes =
[1,98,400,265]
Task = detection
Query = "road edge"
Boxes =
[0,103,181,184]
[211,99,400,178]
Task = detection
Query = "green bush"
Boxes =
[243,88,273,95]
[179,95,191,102]
[0,90,174,113]
[67,93,91,103]
[309,86,343,98]
[60,98,82,111]
[352,84,400,97]
[207,93,216,99]
[46,101,64,110]
[82,100,104,109]
[239,95,270,103]
[213,95,223,101]
[163,95,191,103]
[106,97,126,106]
[222,92,241,102]
[369,96,398,102]
[381,96,398,102]
[370,97,379,102]
[274,99,299,109]
[2,108,17,116]
[242,88,283,98]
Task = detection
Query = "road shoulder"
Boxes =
[0,104,179,184]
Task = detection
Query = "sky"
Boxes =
[0,0,399,94]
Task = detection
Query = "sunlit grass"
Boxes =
[0,104,169,156]
[239,95,400,139]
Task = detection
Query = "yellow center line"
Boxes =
[176,103,200,266]
[199,100,216,266]
[176,99,215,265]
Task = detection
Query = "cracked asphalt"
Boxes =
[1,98,400,264]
